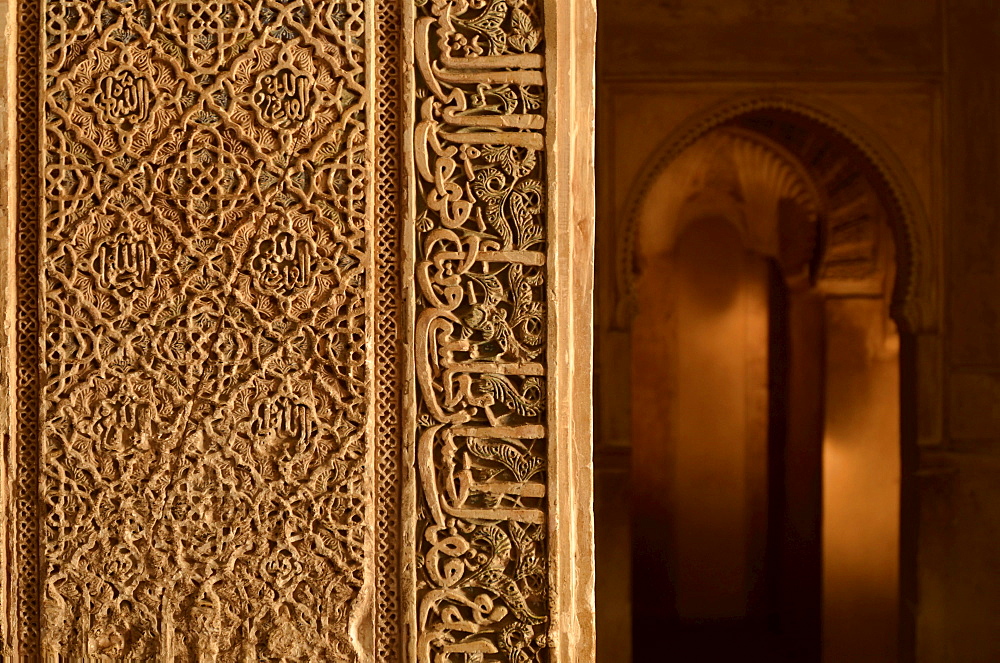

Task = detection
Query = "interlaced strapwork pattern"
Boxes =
[39,0,371,658]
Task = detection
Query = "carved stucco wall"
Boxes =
[0,0,596,660]
[38,3,374,658]
[411,3,554,661]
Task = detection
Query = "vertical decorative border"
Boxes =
[405,0,553,657]
[402,1,596,661]
[374,0,404,659]
[14,0,41,652]
[1,0,20,653]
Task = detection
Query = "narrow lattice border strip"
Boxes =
[373,0,403,660]
[15,0,41,652]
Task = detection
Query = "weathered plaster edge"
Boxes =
[354,1,379,659]
[399,2,418,662]
[545,0,597,660]
[0,0,16,652]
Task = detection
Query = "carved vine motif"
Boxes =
[42,0,369,659]
[412,1,550,661]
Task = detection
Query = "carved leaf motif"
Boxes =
[466,438,545,482]
[508,7,541,53]
[457,0,510,55]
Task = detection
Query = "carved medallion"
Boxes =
[253,66,314,126]
[94,65,154,125]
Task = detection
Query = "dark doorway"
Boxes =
[630,220,822,663]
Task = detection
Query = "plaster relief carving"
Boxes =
[8,0,593,658]
[34,0,371,658]
[410,1,552,661]
[94,65,154,126]
[732,111,894,294]
[633,127,821,277]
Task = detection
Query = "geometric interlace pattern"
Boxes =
[43,0,368,657]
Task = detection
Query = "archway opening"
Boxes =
[625,110,907,663]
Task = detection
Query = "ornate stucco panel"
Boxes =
[35,0,372,658]
[4,0,594,659]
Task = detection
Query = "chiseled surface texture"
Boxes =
[4,0,593,659]
[410,1,553,661]
[38,0,370,658]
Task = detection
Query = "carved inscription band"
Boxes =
[408,1,552,661]
[10,0,559,660]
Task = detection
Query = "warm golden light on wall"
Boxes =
[629,118,902,662]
